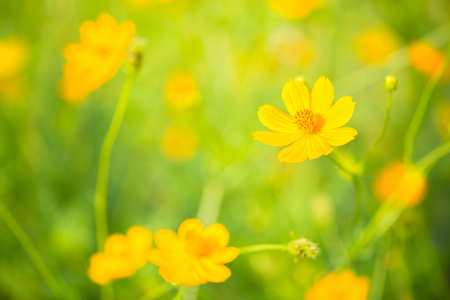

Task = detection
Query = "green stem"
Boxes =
[173,286,186,300]
[0,201,62,296]
[360,90,392,168]
[325,155,354,177]
[416,140,450,174]
[404,62,448,163]
[239,244,286,255]
[95,74,136,251]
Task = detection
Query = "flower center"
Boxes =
[294,109,317,133]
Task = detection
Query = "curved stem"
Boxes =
[359,90,392,168]
[404,62,448,163]
[325,155,354,177]
[0,201,62,296]
[239,244,286,255]
[417,140,450,174]
[95,74,136,251]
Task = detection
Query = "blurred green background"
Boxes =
[0,0,450,299]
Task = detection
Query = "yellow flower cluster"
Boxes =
[373,161,427,208]
[148,219,240,286]
[88,226,152,285]
[61,13,136,102]
[253,76,357,163]
[305,270,370,300]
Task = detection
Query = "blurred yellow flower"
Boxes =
[373,161,427,208]
[148,219,239,286]
[253,77,357,163]
[305,269,370,300]
[266,0,326,19]
[408,41,449,79]
[61,13,136,102]
[161,125,199,161]
[88,226,152,285]
[434,101,450,138]
[128,0,174,8]
[0,37,29,100]
[354,27,399,65]
[165,71,200,110]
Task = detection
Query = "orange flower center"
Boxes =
[294,109,321,133]
[184,232,215,258]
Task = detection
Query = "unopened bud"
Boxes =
[287,237,320,261]
[125,38,146,74]
[384,75,398,92]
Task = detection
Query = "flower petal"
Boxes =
[204,224,229,248]
[209,247,240,264]
[307,135,333,160]
[311,76,334,115]
[257,104,298,132]
[277,134,309,163]
[253,131,302,147]
[154,229,180,251]
[198,259,232,283]
[104,234,127,255]
[323,96,355,129]
[281,79,311,115]
[178,218,204,240]
[318,127,358,146]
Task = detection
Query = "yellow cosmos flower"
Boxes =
[88,226,152,285]
[148,219,240,286]
[305,270,370,300]
[161,125,199,161]
[408,41,449,79]
[373,161,427,208]
[354,27,399,65]
[253,77,357,163]
[61,13,136,102]
[266,0,326,20]
[165,71,200,110]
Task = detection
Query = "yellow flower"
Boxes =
[161,125,199,161]
[253,77,357,163]
[408,41,449,79]
[373,161,427,208]
[354,27,399,65]
[61,13,136,102]
[266,0,326,20]
[0,37,29,100]
[165,71,200,110]
[88,226,152,285]
[305,270,370,300]
[148,219,240,286]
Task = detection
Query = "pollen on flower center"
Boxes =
[294,109,317,133]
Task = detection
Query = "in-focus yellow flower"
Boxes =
[253,77,357,163]
[354,27,399,65]
[266,0,326,20]
[373,161,427,208]
[408,41,449,79]
[61,13,136,102]
[89,226,152,285]
[161,125,199,161]
[434,101,450,138]
[305,270,370,300]
[148,219,240,286]
[165,71,200,110]
[0,37,29,100]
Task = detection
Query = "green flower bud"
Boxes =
[287,237,320,261]
[384,75,398,92]
[125,38,146,74]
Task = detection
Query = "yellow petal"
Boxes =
[104,234,127,255]
[307,134,333,160]
[318,127,358,146]
[323,96,355,129]
[257,104,297,132]
[127,226,153,252]
[204,223,229,248]
[281,79,311,115]
[88,253,111,285]
[153,229,180,251]
[198,258,232,283]
[178,219,204,240]
[253,131,302,147]
[277,134,309,163]
[311,76,334,115]
[209,247,240,264]
[116,21,136,49]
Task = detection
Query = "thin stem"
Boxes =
[360,90,392,168]
[239,244,286,255]
[325,155,354,177]
[95,74,136,251]
[404,62,448,163]
[173,286,186,300]
[0,201,62,296]
[416,140,450,174]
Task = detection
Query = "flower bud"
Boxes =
[125,38,146,74]
[383,75,398,92]
[287,237,320,261]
